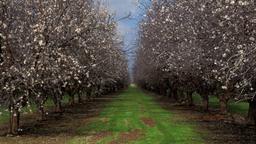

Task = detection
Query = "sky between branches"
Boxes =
[100,0,151,72]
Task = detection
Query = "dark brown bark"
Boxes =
[159,85,164,95]
[67,91,75,106]
[202,95,209,112]
[177,90,185,103]
[55,101,62,113]
[219,94,229,114]
[172,88,178,101]
[9,112,13,134]
[78,93,82,103]
[166,88,171,98]
[17,112,20,129]
[86,89,92,101]
[247,99,256,125]
[9,109,19,135]
[186,91,194,106]
[39,107,46,121]
[69,94,75,106]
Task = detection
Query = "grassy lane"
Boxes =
[69,86,204,144]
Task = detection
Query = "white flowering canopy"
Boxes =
[134,0,256,101]
[0,0,128,119]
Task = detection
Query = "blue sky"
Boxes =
[100,0,151,71]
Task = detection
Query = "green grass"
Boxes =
[0,95,70,125]
[0,107,9,125]
[193,93,249,116]
[69,86,204,144]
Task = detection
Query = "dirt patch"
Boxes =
[89,131,112,143]
[200,114,226,122]
[109,129,144,144]
[141,117,156,127]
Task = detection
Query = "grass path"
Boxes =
[0,86,205,144]
[1,86,256,144]
[69,86,204,144]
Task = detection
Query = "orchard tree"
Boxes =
[134,0,256,124]
[0,0,128,134]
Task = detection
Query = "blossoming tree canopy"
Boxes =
[134,0,256,123]
[0,0,128,134]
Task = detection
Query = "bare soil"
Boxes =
[89,131,113,143]
[141,117,156,127]
[109,129,144,144]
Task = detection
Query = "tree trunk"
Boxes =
[39,106,46,121]
[202,95,209,112]
[17,111,20,130]
[177,90,185,104]
[160,86,165,96]
[166,88,171,98]
[55,101,62,113]
[187,91,194,106]
[78,93,82,103]
[69,92,75,106]
[9,109,19,135]
[219,95,228,114]
[172,88,178,101]
[9,113,13,134]
[87,89,92,101]
[247,99,256,125]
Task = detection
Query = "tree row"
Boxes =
[0,0,128,134]
[134,0,256,124]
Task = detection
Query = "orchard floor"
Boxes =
[0,86,256,144]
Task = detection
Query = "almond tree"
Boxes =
[0,0,128,134]
[134,0,256,124]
